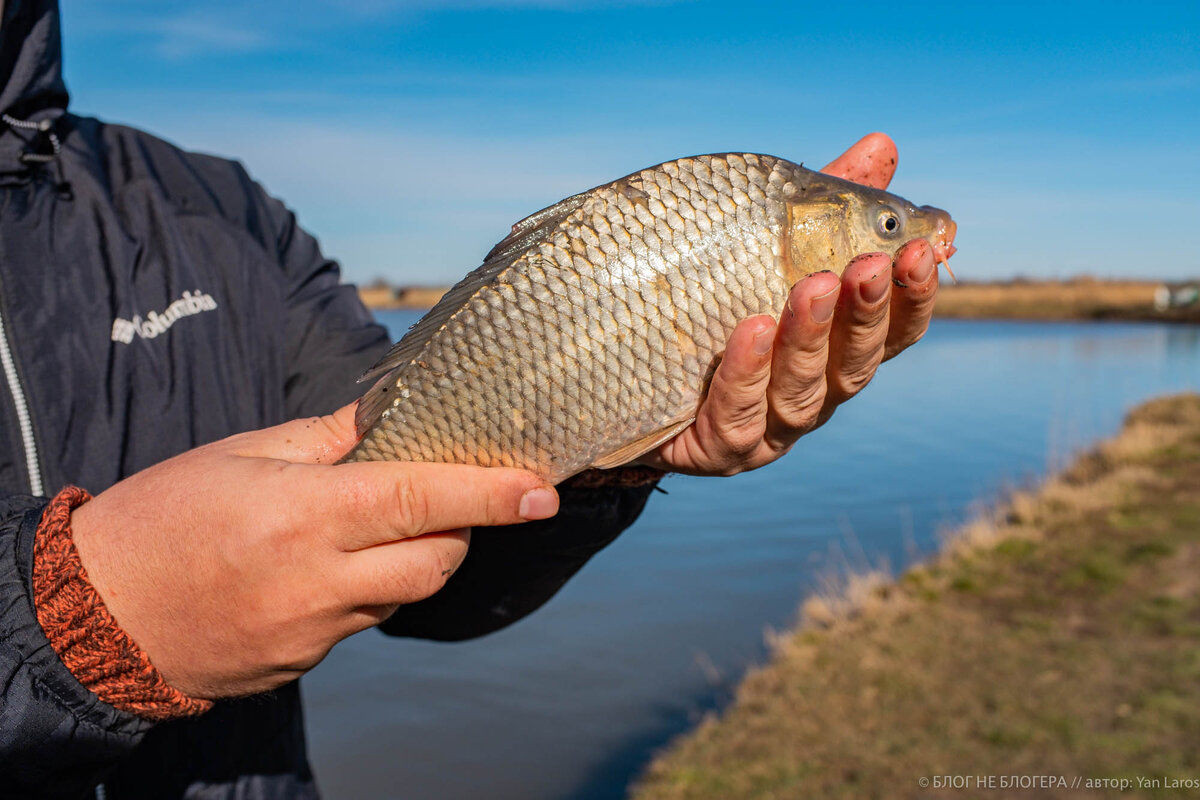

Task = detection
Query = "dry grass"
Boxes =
[935,278,1197,322]
[358,285,449,310]
[632,393,1200,800]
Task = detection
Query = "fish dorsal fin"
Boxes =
[588,417,694,470]
[482,189,592,265]
[353,191,596,439]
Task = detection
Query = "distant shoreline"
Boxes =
[359,278,1200,323]
[932,278,1199,324]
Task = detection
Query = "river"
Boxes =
[304,317,1200,799]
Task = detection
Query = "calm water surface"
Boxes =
[305,317,1200,799]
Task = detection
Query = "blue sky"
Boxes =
[62,0,1199,284]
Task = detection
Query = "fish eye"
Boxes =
[876,207,901,237]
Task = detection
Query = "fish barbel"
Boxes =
[344,153,956,482]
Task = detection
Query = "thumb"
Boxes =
[233,401,362,463]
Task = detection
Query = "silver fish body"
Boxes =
[344,153,954,482]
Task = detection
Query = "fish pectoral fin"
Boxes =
[353,373,402,440]
[589,418,694,470]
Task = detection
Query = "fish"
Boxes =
[343,153,956,482]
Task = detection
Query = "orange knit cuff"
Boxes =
[563,466,666,488]
[32,486,213,722]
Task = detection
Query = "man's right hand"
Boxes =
[69,403,560,700]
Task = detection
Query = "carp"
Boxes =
[344,153,956,482]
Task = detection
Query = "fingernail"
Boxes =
[753,325,775,356]
[909,251,935,285]
[810,285,839,323]
[520,487,559,520]
[860,270,890,304]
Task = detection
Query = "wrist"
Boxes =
[32,486,212,721]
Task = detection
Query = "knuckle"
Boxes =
[849,298,892,332]
[833,365,876,399]
[721,421,764,458]
[414,543,463,599]
[712,383,768,432]
[831,340,885,398]
[774,381,827,432]
[391,474,430,535]
[370,554,426,605]
[411,563,448,602]
[374,537,467,605]
[782,340,830,374]
[436,537,468,581]
[711,365,768,410]
[691,432,766,476]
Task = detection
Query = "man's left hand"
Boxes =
[640,133,940,476]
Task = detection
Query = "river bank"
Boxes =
[934,280,1199,323]
[631,393,1200,800]
[358,279,1200,323]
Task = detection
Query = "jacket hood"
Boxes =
[0,0,68,119]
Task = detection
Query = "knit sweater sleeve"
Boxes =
[30,486,211,721]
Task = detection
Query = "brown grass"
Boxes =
[632,394,1200,800]
[935,279,1196,322]
[358,285,449,310]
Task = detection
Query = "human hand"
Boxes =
[640,133,941,476]
[69,405,559,699]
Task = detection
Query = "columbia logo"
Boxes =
[111,290,218,344]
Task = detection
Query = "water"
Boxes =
[305,316,1200,799]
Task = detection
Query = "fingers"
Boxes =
[231,402,361,463]
[763,271,841,451]
[314,461,558,551]
[825,253,893,408]
[885,239,939,361]
[342,528,472,610]
[820,132,898,190]
[677,315,776,473]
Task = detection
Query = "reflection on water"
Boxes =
[305,318,1200,800]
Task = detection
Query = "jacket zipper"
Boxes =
[0,305,43,496]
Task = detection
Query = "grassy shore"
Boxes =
[632,394,1200,800]
[935,279,1198,323]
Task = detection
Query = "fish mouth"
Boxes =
[919,206,958,282]
[922,207,957,262]
[933,218,957,263]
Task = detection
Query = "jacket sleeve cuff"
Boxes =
[32,486,212,722]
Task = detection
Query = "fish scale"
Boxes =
[344,153,955,482]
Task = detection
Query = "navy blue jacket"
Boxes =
[0,2,654,796]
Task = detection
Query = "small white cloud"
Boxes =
[309,0,684,16]
[1100,71,1200,94]
[149,15,269,59]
